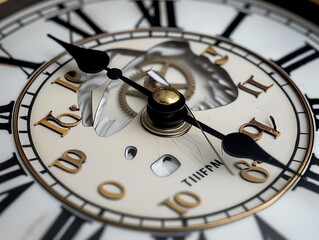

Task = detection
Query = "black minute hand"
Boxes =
[48,35,298,175]
[184,115,296,174]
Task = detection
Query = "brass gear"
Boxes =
[119,58,196,117]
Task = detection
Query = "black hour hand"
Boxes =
[48,34,110,73]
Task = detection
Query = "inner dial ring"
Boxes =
[14,29,313,232]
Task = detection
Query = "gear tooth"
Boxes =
[177,63,196,100]
[130,69,147,81]
[118,82,138,117]
[129,70,141,80]
[118,58,196,117]
[118,69,148,117]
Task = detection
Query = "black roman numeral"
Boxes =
[272,43,319,75]
[152,231,207,240]
[0,45,44,78]
[0,153,27,182]
[49,4,104,42]
[255,215,287,240]
[218,3,250,42]
[0,101,14,134]
[41,207,86,240]
[0,153,34,214]
[152,236,187,240]
[87,226,105,240]
[305,95,319,131]
[220,10,249,39]
[135,0,178,28]
[293,153,319,194]
[0,182,33,214]
[42,206,106,240]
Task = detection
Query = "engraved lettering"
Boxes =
[181,160,224,187]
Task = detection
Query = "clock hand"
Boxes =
[222,132,293,172]
[48,34,109,74]
[185,105,234,175]
[106,68,152,96]
[48,34,152,97]
[48,35,298,176]
[146,69,170,86]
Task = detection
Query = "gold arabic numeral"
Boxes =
[34,111,81,137]
[98,180,125,200]
[51,70,83,93]
[239,117,281,141]
[201,46,229,65]
[238,75,273,98]
[235,160,270,183]
[49,149,86,173]
[236,117,278,183]
[159,191,201,216]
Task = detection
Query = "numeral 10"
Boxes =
[160,191,201,216]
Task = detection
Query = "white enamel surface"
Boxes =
[14,31,312,229]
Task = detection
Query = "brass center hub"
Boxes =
[141,86,191,137]
[153,87,180,105]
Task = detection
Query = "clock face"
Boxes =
[1,1,319,239]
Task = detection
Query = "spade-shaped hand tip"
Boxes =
[222,132,299,175]
[47,34,109,74]
[222,133,271,160]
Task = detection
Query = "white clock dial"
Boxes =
[13,28,314,231]
[1,1,318,239]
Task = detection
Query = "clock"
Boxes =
[0,1,318,240]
